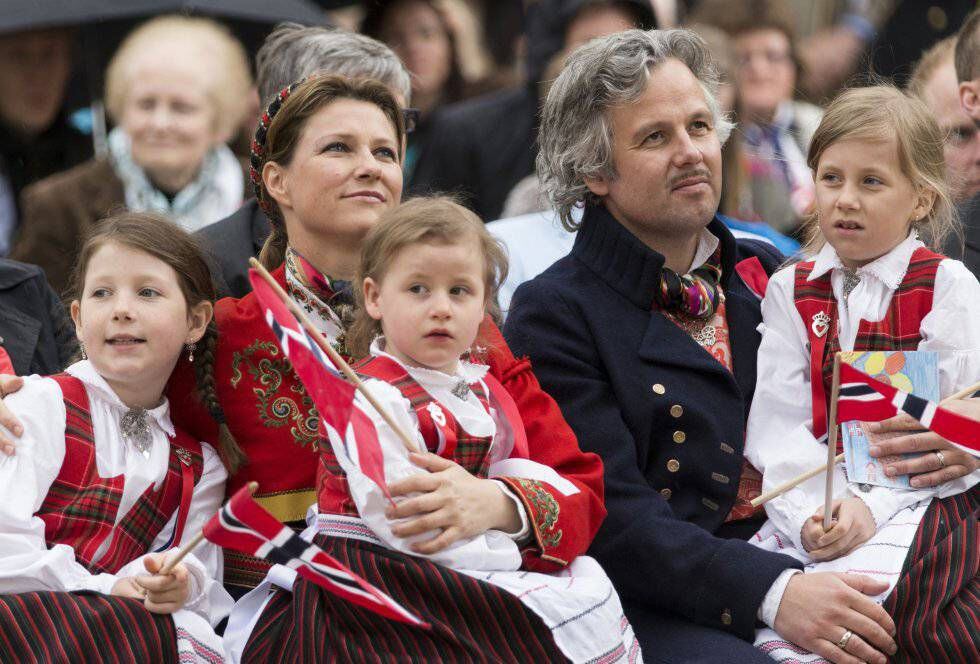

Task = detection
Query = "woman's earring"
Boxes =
[187,342,196,363]
[79,342,87,360]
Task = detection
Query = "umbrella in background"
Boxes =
[1,0,331,153]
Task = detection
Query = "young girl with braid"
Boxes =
[0,213,233,662]
[744,87,980,662]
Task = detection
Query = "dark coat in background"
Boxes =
[194,198,270,299]
[0,259,77,375]
[0,112,92,229]
[944,194,980,279]
[411,0,656,221]
[504,204,801,660]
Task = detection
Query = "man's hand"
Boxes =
[867,398,980,487]
[385,452,522,555]
[0,374,24,455]
[774,572,896,664]
[801,498,876,561]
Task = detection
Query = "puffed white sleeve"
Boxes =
[849,259,980,527]
[0,377,121,595]
[117,441,231,626]
[745,267,849,550]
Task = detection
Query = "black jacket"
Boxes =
[412,0,655,221]
[944,195,980,279]
[0,259,77,375]
[195,199,271,299]
[504,205,801,647]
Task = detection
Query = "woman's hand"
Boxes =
[0,374,24,455]
[385,452,522,555]
[110,576,146,601]
[866,398,980,487]
[132,552,192,614]
[801,498,876,561]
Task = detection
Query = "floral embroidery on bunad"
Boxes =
[284,249,352,357]
[666,298,763,521]
[511,478,563,549]
[665,296,733,369]
[231,339,320,448]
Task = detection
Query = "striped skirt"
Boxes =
[0,591,178,664]
[243,534,569,663]
[884,489,980,664]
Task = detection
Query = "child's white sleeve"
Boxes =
[0,377,120,595]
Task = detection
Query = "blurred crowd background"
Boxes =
[2,0,976,294]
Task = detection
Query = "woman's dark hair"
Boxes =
[360,0,468,105]
[70,211,246,471]
[251,74,406,270]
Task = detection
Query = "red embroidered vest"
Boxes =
[36,375,204,575]
[793,247,943,442]
[316,356,496,516]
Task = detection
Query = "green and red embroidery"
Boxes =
[511,478,562,549]
[231,340,319,448]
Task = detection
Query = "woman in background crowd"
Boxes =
[694,0,823,238]
[361,0,491,185]
[11,15,252,295]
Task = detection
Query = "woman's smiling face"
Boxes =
[265,98,404,252]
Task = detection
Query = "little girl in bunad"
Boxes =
[0,213,233,662]
[744,87,980,662]
[232,197,639,664]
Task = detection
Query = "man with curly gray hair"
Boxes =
[506,29,898,663]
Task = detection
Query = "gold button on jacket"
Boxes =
[672,430,686,443]
[721,609,732,626]
[660,488,672,499]
[667,459,680,472]
[652,383,666,395]
[670,404,683,418]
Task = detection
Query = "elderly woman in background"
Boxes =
[11,15,252,294]
[693,0,822,238]
[361,0,491,185]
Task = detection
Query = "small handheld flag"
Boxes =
[247,267,392,498]
[838,362,980,456]
[203,485,428,627]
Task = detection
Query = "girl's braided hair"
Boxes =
[249,73,406,270]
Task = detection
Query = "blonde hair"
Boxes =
[104,15,253,141]
[800,85,957,256]
[348,196,508,359]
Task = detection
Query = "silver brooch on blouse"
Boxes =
[120,408,152,457]
[451,379,471,400]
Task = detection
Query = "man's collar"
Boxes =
[571,204,735,309]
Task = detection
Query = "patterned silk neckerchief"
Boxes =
[284,248,355,355]
[654,248,723,320]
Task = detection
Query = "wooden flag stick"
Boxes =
[751,377,980,509]
[822,354,843,530]
[159,481,259,575]
[248,258,418,454]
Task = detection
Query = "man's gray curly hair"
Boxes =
[537,29,734,230]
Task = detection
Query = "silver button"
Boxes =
[711,472,729,484]
[719,442,734,454]
[702,497,719,511]
[652,383,666,395]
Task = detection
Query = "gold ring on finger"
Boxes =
[836,629,853,651]
[935,450,946,468]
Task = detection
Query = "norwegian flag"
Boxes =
[248,270,390,498]
[203,485,428,627]
[837,362,980,456]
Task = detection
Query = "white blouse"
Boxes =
[0,361,231,626]
[745,234,980,551]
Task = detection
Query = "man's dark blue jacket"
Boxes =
[504,204,803,650]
